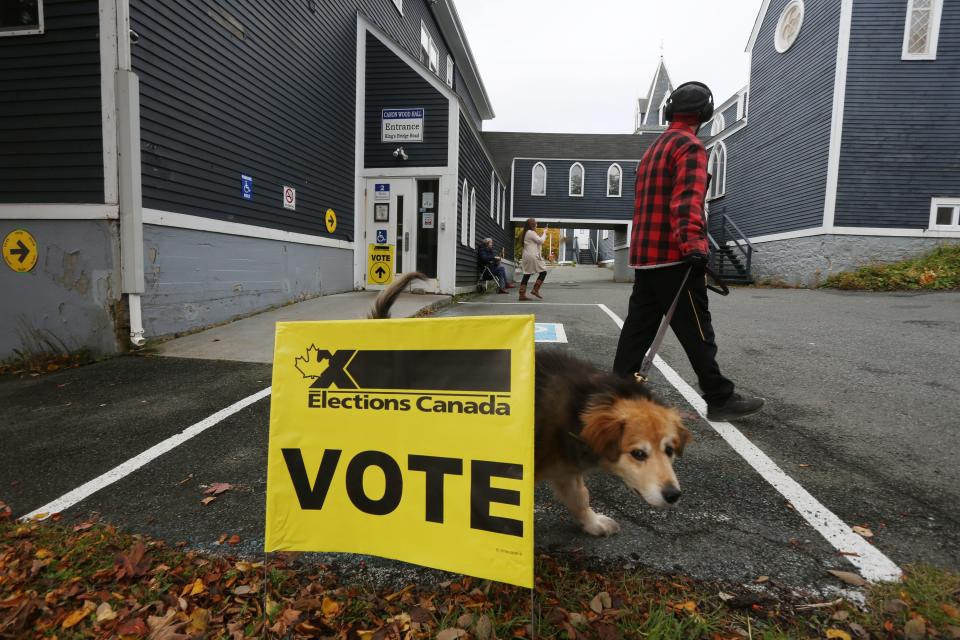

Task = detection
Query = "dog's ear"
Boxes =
[581,412,624,462]
[675,422,693,457]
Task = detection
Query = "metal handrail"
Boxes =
[711,213,754,275]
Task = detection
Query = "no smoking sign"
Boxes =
[282,186,296,210]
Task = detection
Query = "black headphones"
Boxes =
[663,81,715,123]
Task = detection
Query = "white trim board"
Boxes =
[744,225,960,245]
[822,0,853,230]
[508,217,632,227]
[143,209,353,249]
[99,0,119,205]
[512,156,640,163]
[0,204,119,220]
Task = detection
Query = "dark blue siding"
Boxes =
[456,114,510,285]
[720,0,840,237]
[0,0,102,203]
[513,159,637,222]
[722,103,739,128]
[131,0,470,242]
[836,0,960,228]
[365,36,448,169]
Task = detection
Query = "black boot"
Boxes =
[706,393,765,421]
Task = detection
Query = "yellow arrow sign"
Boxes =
[325,209,337,234]
[368,244,394,285]
[3,229,38,273]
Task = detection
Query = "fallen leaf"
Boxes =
[200,497,216,506]
[436,629,468,640]
[599,591,612,609]
[204,482,234,496]
[904,618,926,640]
[226,534,241,545]
[0,501,11,521]
[321,596,340,617]
[457,613,474,627]
[595,622,621,640]
[73,521,95,532]
[826,630,851,640]
[849,622,869,639]
[798,463,810,468]
[96,601,117,622]
[755,575,769,584]
[234,561,253,572]
[187,608,210,635]
[34,548,52,559]
[942,604,960,619]
[116,541,151,578]
[919,270,937,286]
[188,577,205,596]
[62,601,96,629]
[232,585,253,596]
[885,599,910,614]
[672,600,698,614]
[827,570,868,587]
[590,594,604,614]
[718,591,735,602]
[475,614,493,640]
[568,612,586,626]
[852,526,873,538]
[884,620,895,633]
[944,625,960,639]
[117,617,148,636]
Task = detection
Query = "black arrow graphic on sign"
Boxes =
[374,266,387,278]
[9,240,29,264]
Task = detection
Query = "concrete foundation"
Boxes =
[0,220,123,362]
[751,234,960,287]
[142,225,354,338]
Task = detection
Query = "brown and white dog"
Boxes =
[371,272,691,537]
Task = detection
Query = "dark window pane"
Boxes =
[936,207,953,226]
[0,0,40,31]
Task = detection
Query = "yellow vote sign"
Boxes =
[3,229,38,273]
[367,243,393,285]
[265,316,535,587]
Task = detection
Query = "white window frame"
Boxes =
[710,114,724,136]
[446,55,455,87]
[428,41,439,74]
[469,187,477,247]
[606,163,623,198]
[531,162,547,196]
[460,179,469,245]
[420,22,430,63]
[391,0,403,14]
[902,0,943,60]
[707,142,727,201]
[775,0,805,53]
[0,0,45,36]
[929,198,960,231]
[569,162,585,197]
[658,94,669,126]
[500,186,506,227]
[489,172,496,219]
[736,90,748,121]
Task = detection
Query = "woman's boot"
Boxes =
[518,284,530,301]
[531,280,543,299]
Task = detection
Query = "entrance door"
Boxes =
[366,178,415,289]
[365,178,439,290]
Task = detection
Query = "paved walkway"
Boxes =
[522,264,615,284]
[154,290,449,364]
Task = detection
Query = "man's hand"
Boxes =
[682,252,709,268]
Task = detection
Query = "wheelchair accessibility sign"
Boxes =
[534,323,567,343]
[375,229,388,244]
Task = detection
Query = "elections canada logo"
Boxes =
[294,345,511,415]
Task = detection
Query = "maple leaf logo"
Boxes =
[294,345,330,379]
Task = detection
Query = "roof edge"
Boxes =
[746,0,772,53]
[433,0,495,120]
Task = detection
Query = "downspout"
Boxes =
[115,0,146,347]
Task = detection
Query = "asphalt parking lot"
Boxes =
[2,274,958,593]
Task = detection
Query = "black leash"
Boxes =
[634,264,729,384]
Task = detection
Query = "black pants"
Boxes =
[613,264,734,405]
[520,272,546,286]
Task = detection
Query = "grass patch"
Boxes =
[823,244,960,291]
[1,516,958,638]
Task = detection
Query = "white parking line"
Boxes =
[21,387,272,522]
[597,304,902,583]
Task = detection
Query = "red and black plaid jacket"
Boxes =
[629,116,709,267]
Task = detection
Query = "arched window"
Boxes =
[607,164,622,197]
[469,187,477,247]
[531,162,546,196]
[569,162,584,197]
[490,172,496,219]
[460,179,469,245]
[707,142,727,200]
[903,0,943,60]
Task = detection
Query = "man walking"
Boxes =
[613,81,764,421]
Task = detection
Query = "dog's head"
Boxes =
[580,391,691,508]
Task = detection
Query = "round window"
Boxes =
[775,0,805,53]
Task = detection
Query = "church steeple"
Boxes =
[634,57,674,133]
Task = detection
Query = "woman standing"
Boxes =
[519,218,548,301]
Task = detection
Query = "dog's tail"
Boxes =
[368,272,427,319]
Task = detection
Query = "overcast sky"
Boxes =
[454,0,761,134]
